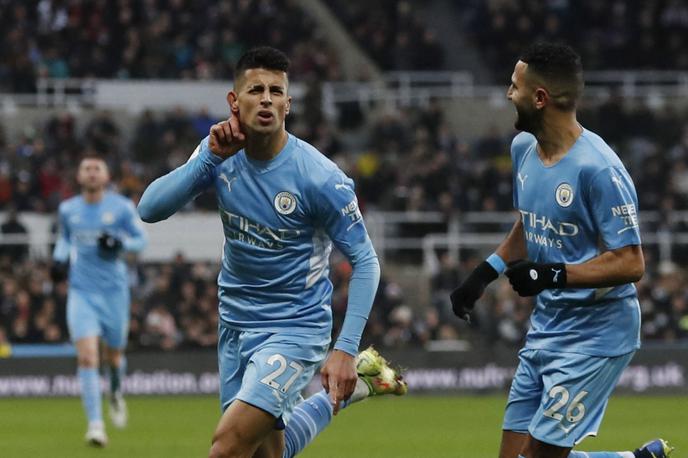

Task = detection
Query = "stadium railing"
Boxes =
[3,210,688,266]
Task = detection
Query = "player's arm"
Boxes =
[138,118,245,223]
[315,175,380,414]
[565,244,644,287]
[120,200,148,253]
[450,217,526,320]
[51,205,71,282]
[505,167,643,296]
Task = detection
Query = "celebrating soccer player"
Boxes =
[138,46,406,458]
[52,154,147,446]
[450,43,673,458]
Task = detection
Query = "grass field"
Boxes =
[1,395,685,457]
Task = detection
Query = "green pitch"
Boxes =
[0,395,685,457]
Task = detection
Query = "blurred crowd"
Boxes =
[466,0,688,80]
[327,0,445,71]
[1,239,687,351]
[0,0,339,92]
[2,86,688,351]
[3,96,688,218]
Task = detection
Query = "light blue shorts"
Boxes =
[218,324,330,428]
[67,287,130,349]
[503,348,635,448]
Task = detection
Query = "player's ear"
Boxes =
[285,95,292,116]
[534,87,549,109]
[227,91,239,115]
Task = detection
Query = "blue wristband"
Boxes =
[486,253,506,274]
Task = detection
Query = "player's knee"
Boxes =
[77,352,98,368]
[208,432,249,458]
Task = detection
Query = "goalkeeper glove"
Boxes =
[505,260,566,296]
[50,262,69,283]
[98,232,123,254]
[450,261,499,321]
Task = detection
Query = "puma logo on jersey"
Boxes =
[219,173,237,192]
[335,183,353,193]
[611,175,624,188]
[518,172,528,190]
[551,268,562,283]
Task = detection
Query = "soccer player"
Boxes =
[138,46,406,458]
[52,154,147,446]
[450,43,673,458]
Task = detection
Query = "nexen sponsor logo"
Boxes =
[340,200,362,223]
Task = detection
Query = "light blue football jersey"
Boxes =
[511,128,641,356]
[138,134,379,354]
[53,192,147,292]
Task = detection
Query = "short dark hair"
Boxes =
[520,42,583,111]
[235,46,290,76]
[79,152,107,164]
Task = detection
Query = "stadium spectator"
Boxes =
[0,207,29,263]
[0,0,340,90]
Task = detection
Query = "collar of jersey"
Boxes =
[242,133,296,174]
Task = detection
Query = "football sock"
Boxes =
[110,357,126,395]
[341,378,370,408]
[78,367,102,423]
[568,452,633,457]
[283,390,333,458]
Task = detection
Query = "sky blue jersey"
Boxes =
[53,191,148,292]
[511,128,641,356]
[138,134,380,356]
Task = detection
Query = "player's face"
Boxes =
[507,60,543,133]
[229,68,291,137]
[77,158,109,192]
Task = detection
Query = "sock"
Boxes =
[283,390,333,458]
[341,378,370,409]
[568,452,633,458]
[110,356,126,395]
[78,367,102,424]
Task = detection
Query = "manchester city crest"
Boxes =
[101,211,115,224]
[555,183,574,207]
[274,191,297,215]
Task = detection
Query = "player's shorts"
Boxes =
[67,287,130,349]
[503,348,635,448]
[218,324,330,428]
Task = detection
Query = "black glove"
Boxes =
[98,232,123,254]
[450,261,499,321]
[50,262,69,283]
[505,260,566,297]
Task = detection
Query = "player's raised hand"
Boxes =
[450,261,500,321]
[320,349,357,416]
[209,115,246,159]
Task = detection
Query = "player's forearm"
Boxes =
[495,218,527,263]
[138,146,222,223]
[123,233,148,253]
[334,253,380,357]
[565,244,644,288]
[52,237,70,263]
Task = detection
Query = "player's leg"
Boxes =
[67,289,107,446]
[212,327,296,458]
[100,288,130,429]
[501,431,528,458]
[525,350,637,458]
[501,349,542,458]
[567,438,674,458]
[104,346,127,428]
[282,346,407,458]
[209,399,282,458]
